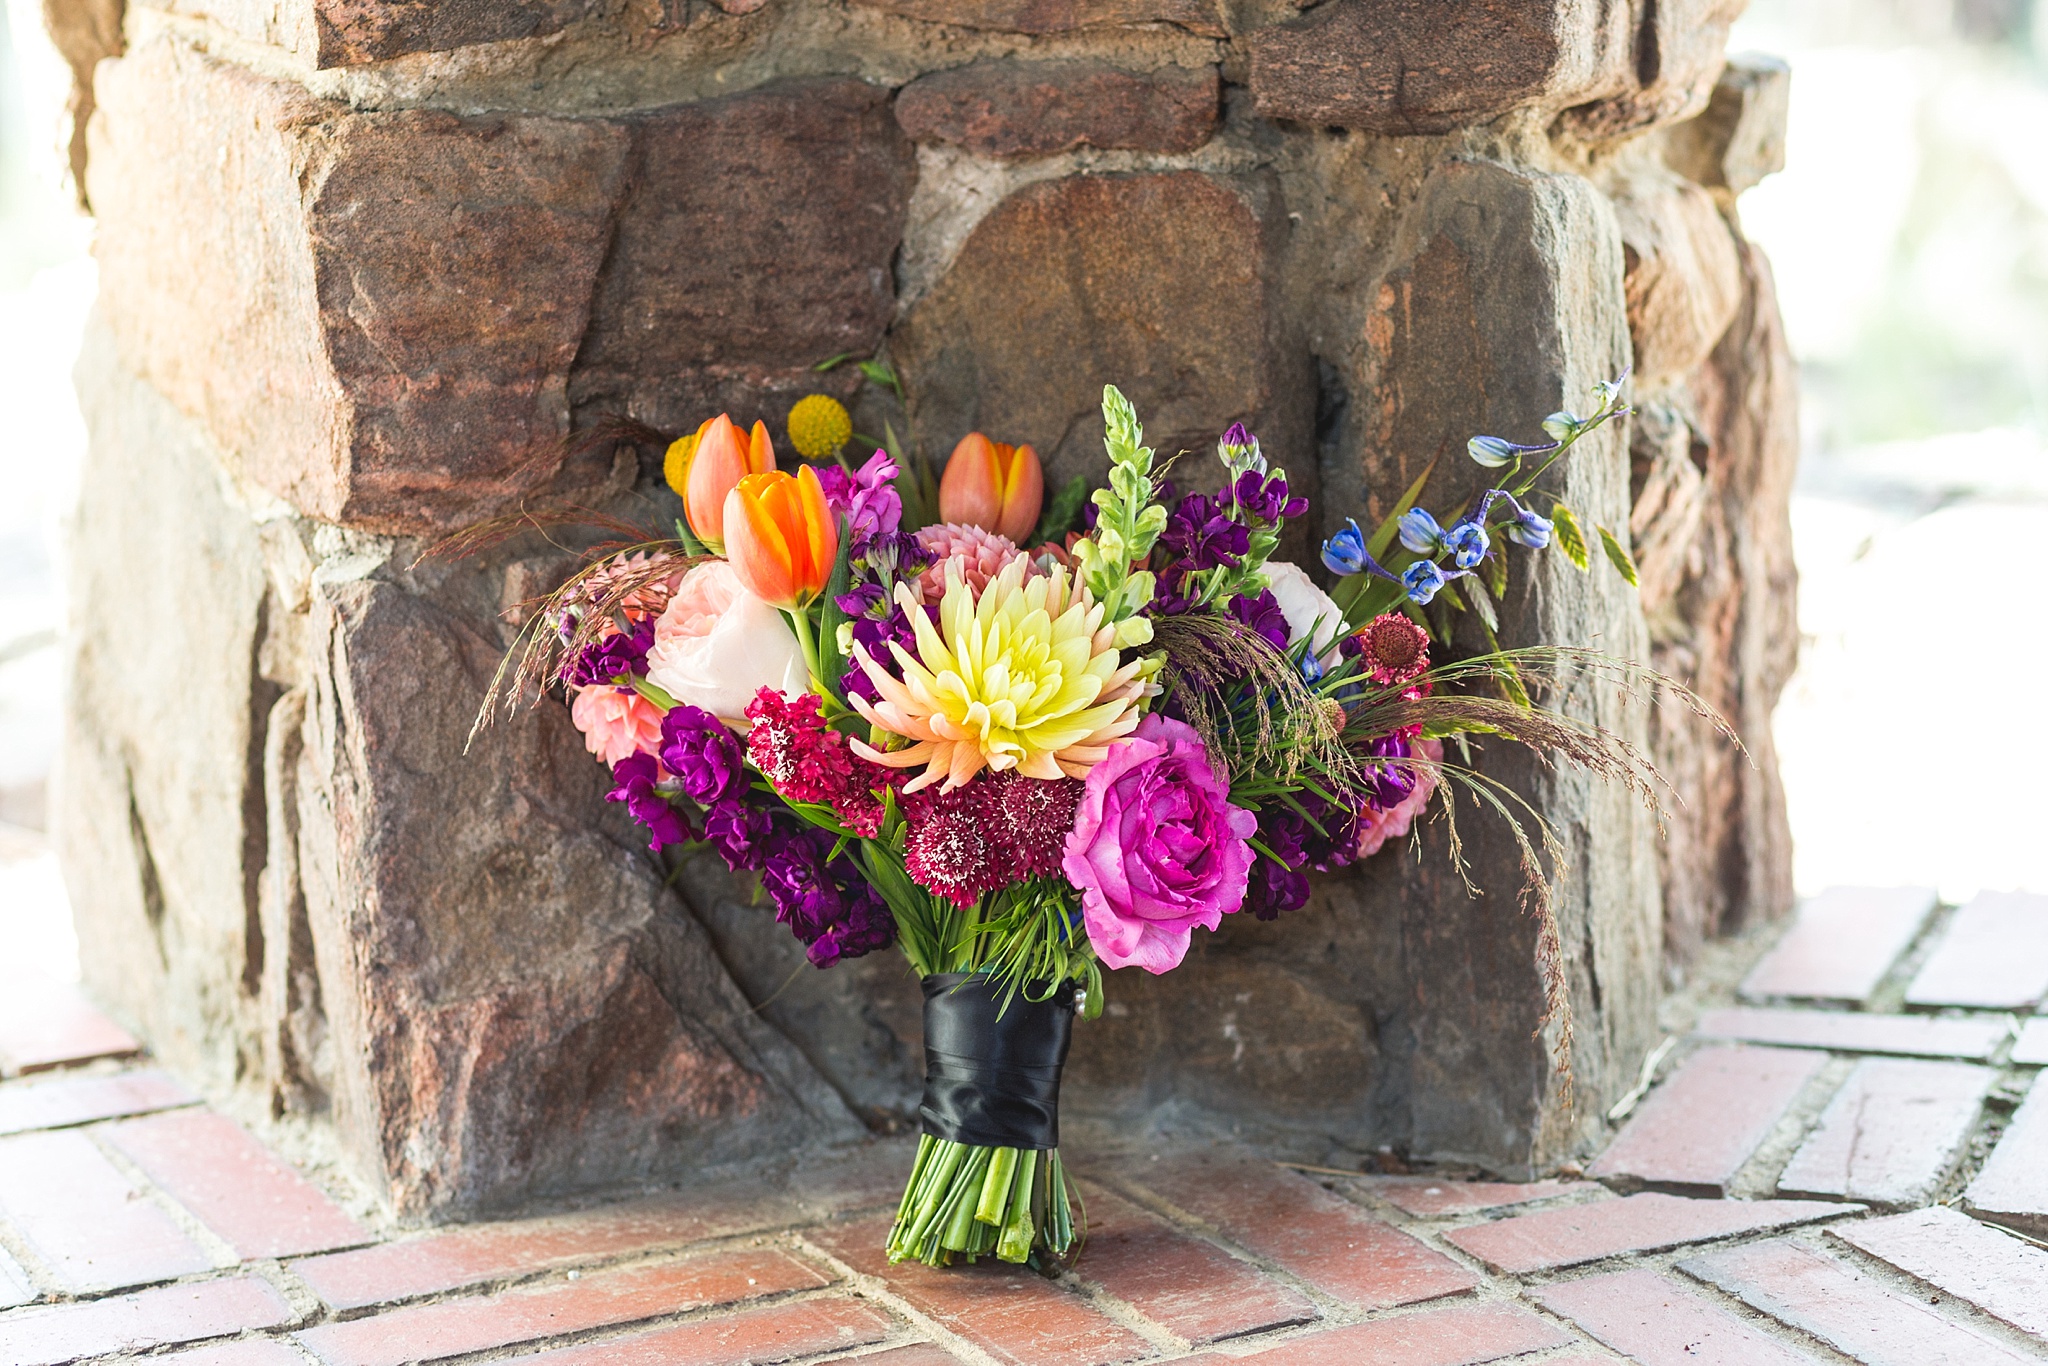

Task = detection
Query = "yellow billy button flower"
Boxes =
[663,426,702,500]
[850,556,1149,793]
[786,394,853,461]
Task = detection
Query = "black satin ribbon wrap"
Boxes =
[918,973,1076,1150]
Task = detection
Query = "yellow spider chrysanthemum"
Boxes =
[786,394,853,461]
[851,556,1148,792]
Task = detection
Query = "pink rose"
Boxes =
[1063,714,1258,974]
[570,686,663,767]
[643,560,806,723]
[1355,737,1442,858]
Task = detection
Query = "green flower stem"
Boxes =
[887,1139,1078,1267]
[784,604,821,692]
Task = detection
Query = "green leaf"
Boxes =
[1364,457,1440,561]
[813,352,856,372]
[1033,474,1091,545]
[814,526,856,712]
[1480,619,1531,708]
[672,517,709,557]
[1597,524,1640,587]
[1479,549,1508,601]
[1462,569,1499,633]
[1550,501,1591,570]
[858,359,903,400]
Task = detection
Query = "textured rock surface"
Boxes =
[57,0,1798,1210]
[846,0,1227,37]
[894,60,1219,158]
[131,0,601,68]
[895,170,1308,496]
[40,0,123,203]
[1247,0,1634,133]
[1665,52,1793,198]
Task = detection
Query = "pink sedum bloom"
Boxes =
[1062,714,1258,974]
[570,685,664,767]
[1355,737,1442,857]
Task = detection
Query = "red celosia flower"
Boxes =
[1355,612,1430,686]
[744,689,888,835]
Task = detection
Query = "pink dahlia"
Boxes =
[914,523,1021,602]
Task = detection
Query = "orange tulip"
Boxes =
[723,466,839,609]
[684,414,776,552]
[939,432,1044,544]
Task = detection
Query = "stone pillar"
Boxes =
[51,0,1795,1214]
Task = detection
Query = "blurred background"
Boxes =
[1,0,2043,983]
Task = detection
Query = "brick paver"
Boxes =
[1965,1071,2048,1236]
[0,1247,33,1309]
[1680,1237,2037,1365]
[0,1129,215,1293]
[293,1191,792,1311]
[2013,1018,2048,1067]
[810,1214,1152,1366]
[1119,1151,1477,1309]
[0,1275,293,1366]
[1589,1044,1827,1194]
[160,1341,313,1366]
[1693,1006,2010,1059]
[1441,1192,1847,1274]
[1535,1268,1826,1365]
[1740,886,1936,1003]
[1905,890,2048,1010]
[1776,1056,1995,1205]
[495,1298,894,1366]
[1830,1205,2048,1341]
[295,1248,825,1366]
[1073,1187,1317,1344]
[850,1346,970,1366]
[0,974,141,1075]
[0,1068,196,1136]
[1354,1176,1579,1217]
[104,1109,368,1259]
[1184,1302,1570,1366]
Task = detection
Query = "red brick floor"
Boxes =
[2,885,2045,1365]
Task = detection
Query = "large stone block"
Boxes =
[1664,52,1792,197]
[87,39,914,534]
[568,79,915,436]
[1647,241,1799,961]
[1609,168,1744,383]
[1061,158,1659,1174]
[847,0,1226,37]
[892,170,1312,496]
[1558,0,1748,140]
[1246,0,1634,134]
[131,0,602,68]
[894,60,1219,159]
[58,326,868,1215]
[55,319,272,1095]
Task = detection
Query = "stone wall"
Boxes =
[49,0,1796,1216]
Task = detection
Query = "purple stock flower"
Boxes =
[605,753,691,852]
[1360,732,1421,810]
[840,603,921,704]
[562,616,655,688]
[816,448,902,548]
[1159,491,1250,573]
[1232,469,1306,523]
[1230,588,1290,652]
[702,798,773,872]
[758,824,896,967]
[657,705,746,805]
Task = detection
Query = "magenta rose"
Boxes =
[1062,714,1258,974]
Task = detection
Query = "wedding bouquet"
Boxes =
[472,375,1668,1270]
